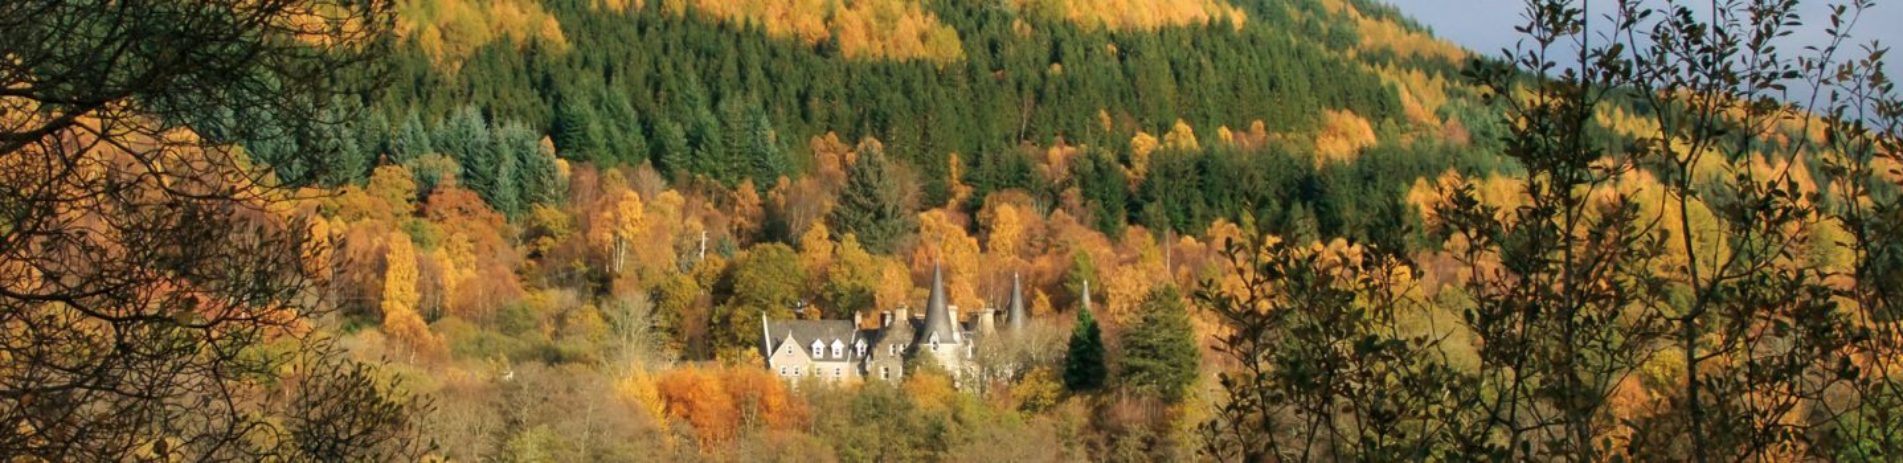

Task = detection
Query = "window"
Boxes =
[881,367,889,379]
[835,368,842,378]
[888,345,896,356]
[779,367,788,376]
[811,340,824,358]
[831,340,844,359]
[855,340,867,357]
[928,332,940,351]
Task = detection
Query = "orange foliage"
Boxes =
[654,366,808,445]
[911,209,984,312]
[656,367,739,444]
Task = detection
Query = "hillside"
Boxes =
[13,0,1897,460]
[261,1,1510,458]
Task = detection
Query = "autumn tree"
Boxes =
[1812,4,1903,456]
[1196,234,1474,460]
[382,231,446,360]
[712,243,806,359]
[0,0,429,458]
[591,190,646,275]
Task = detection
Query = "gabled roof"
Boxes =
[914,263,960,348]
[765,319,860,360]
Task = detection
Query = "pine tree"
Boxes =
[551,93,604,163]
[828,144,912,254]
[389,112,432,165]
[517,135,565,208]
[654,119,691,176]
[471,121,528,216]
[744,106,787,189]
[1118,286,1199,401]
[1063,296,1107,392]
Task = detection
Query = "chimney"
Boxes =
[880,310,892,327]
[979,307,997,334]
[854,310,863,328]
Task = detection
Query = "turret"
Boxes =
[1081,279,1093,313]
[915,263,960,349]
[1007,273,1027,332]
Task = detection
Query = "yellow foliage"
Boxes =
[1375,64,1455,127]
[912,209,984,312]
[903,366,959,414]
[1163,119,1200,152]
[667,0,963,62]
[615,367,668,425]
[982,201,1032,261]
[1321,0,1465,63]
[368,165,418,208]
[1314,109,1377,165]
[1014,0,1246,31]
[1128,131,1158,181]
[947,153,974,207]
[591,190,646,274]
[382,231,446,359]
[594,0,640,12]
[396,0,569,70]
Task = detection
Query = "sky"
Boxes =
[1380,0,1903,85]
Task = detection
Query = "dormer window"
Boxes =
[855,340,867,357]
[811,340,824,358]
[928,332,940,351]
[830,340,844,359]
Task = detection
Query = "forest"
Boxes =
[4,0,1903,461]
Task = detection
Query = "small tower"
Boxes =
[915,263,959,351]
[1082,279,1092,312]
[1007,272,1028,332]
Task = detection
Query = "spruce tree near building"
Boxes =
[1064,281,1107,392]
[1119,286,1199,401]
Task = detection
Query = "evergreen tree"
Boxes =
[389,111,432,164]
[1072,150,1128,234]
[1063,295,1107,392]
[1118,286,1199,401]
[516,135,565,208]
[467,120,528,215]
[551,93,604,163]
[435,106,491,173]
[601,93,648,165]
[654,119,691,176]
[744,106,788,189]
[828,145,912,254]
[313,105,369,186]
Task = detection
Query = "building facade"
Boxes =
[761,265,1034,384]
